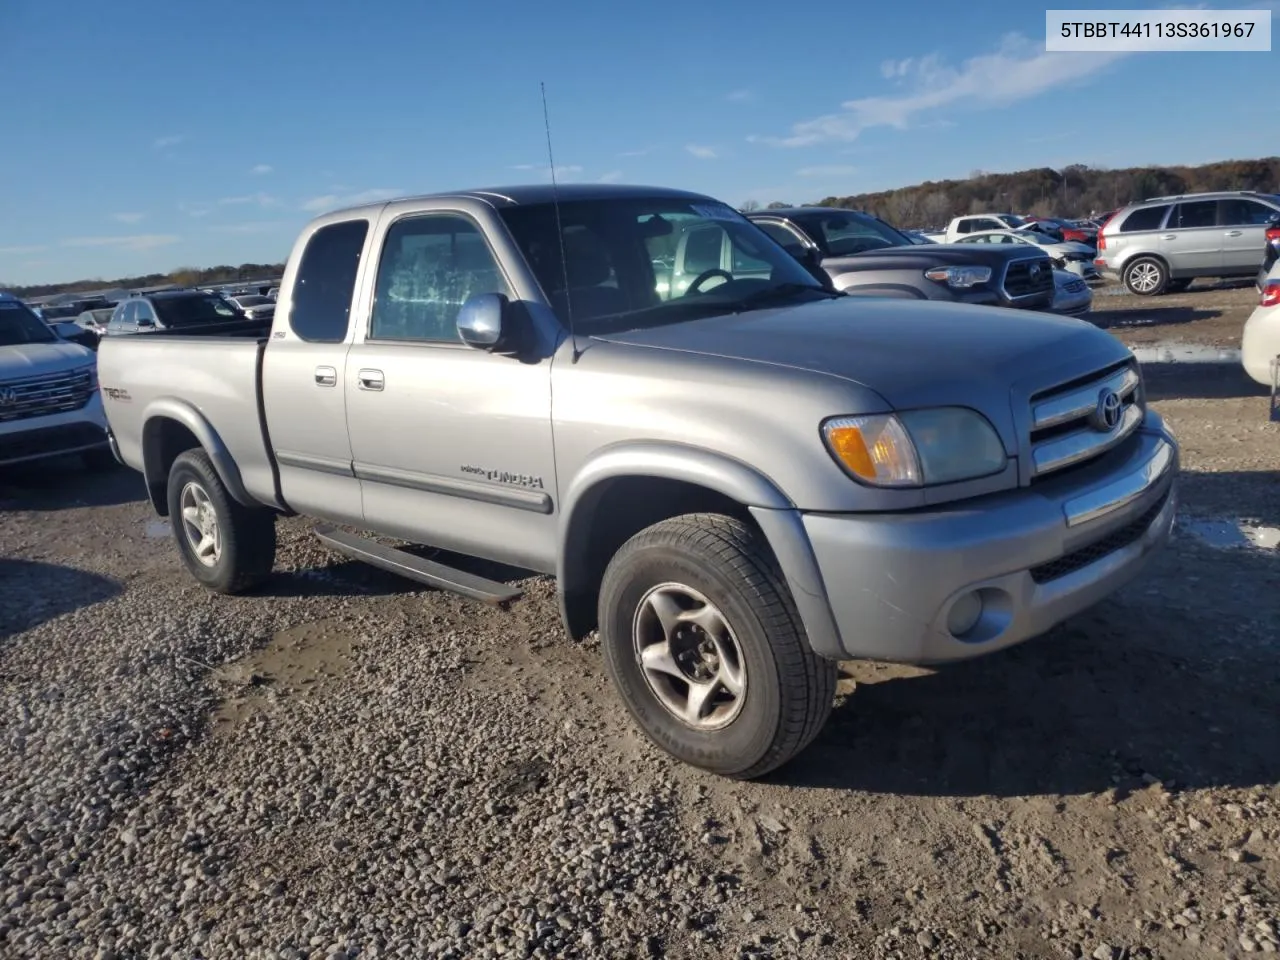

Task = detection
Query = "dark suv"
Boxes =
[105,290,243,336]
[746,207,1055,310]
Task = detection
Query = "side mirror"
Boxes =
[457,292,517,353]
[136,317,154,327]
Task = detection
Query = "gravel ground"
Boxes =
[2,301,1278,959]
[1090,278,1259,349]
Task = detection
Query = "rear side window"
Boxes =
[289,219,369,342]
[1118,205,1169,233]
[755,221,807,256]
[1172,200,1217,229]
[1219,198,1279,226]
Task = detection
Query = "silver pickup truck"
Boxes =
[99,184,1179,779]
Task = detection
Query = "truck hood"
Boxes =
[592,296,1129,412]
[822,243,1048,273]
[0,340,95,379]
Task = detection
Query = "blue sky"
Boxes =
[1,0,1276,285]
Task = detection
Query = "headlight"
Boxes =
[822,408,1007,487]
[924,265,991,289]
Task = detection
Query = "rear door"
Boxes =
[344,206,558,572]
[1218,197,1279,273]
[260,217,372,525]
[1165,199,1221,273]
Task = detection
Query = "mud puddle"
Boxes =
[210,618,362,735]
[1179,517,1280,551]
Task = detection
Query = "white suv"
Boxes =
[1096,191,1280,296]
[0,292,114,469]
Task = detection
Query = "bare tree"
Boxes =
[739,199,761,212]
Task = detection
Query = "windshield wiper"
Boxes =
[730,282,843,310]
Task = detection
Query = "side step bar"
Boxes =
[313,525,523,606]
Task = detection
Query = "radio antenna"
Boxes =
[541,81,579,362]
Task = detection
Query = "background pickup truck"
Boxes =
[99,184,1178,780]
[745,207,1055,310]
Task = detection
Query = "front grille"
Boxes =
[1062,278,1087,293]
[1002,257,1055,300]
[1026,360,1144,482]
[0,367,95,423]
[0,422,107,463]
[1030,491,1168,584]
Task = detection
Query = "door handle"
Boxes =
[1160,234,1176,240]
[1225,230,1243,237]
[358,368,384,391]
[314,366,337,386]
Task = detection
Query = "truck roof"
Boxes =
[329,183,715,214]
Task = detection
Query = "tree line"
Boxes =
[3,263,285,300]
[741,156,1280,228]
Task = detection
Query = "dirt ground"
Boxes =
[1090,278,1260,349]
[2,288,1278,960]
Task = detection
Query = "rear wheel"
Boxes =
[1123,257,1169,296]
[598,513,836,779]
[166,449,276,594]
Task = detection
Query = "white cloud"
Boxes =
[111,212,144,224]
[61,234,180,251]
[219,192,281,208]
[153,134,183,149]
[726,89,753,102]
[300,188,404,213]
[796,165,858,178]
[685,144,718,160]
[617,146,654,158]
[759,34,1127,147]
[597,170,624,184]
[179,201,212,218]
[250,164,273,175]
[0,244,48,255]
[880,57,914,79]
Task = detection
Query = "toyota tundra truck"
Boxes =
[98,184,1179,779]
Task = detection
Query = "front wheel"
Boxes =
[166,449,276,594]
[598,513,836,779]
[1123,257,1169,296]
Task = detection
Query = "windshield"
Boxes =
[497,196,827,333]
[997,214,1028,228]
[233,295,270,307]
[792,210,910,257]
[152,295,242,326]
[1020,231,1057,245]
[0,299,58,345]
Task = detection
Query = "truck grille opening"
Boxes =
[0,368,95,423]
[1029,491,1168,584]
[1002,258,1055,300]
[1026,360,1144,482]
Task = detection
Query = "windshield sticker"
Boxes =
[691,202,744,222]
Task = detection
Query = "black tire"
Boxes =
[1123,257,1169,296]
[81,447,118,471]
[166,448,276,594]
[598,513,836,779]
[1165,278,1193,293]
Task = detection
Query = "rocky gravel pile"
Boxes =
[2,359,1278,959]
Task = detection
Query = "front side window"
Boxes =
[754,221,808,256]
[498,196,827,333]
[1219,198,1279,226]
[371,214,512,342]
[290,219,370,343]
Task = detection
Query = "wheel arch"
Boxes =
[555,442,845,659]
[140,399,253,516]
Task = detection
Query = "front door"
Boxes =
[1218,197,1278,273]
[260,217,372,525]
[344,210,558,573]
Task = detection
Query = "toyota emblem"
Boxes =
[1092,388,1122,431]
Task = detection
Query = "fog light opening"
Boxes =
[946,590,984,638]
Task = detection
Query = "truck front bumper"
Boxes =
[0,393,111,468]
[801,421,1177,665]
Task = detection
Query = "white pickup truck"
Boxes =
[0,292,113,470]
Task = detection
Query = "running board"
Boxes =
[313,525,522,606]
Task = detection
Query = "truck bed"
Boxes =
[97,329,280,509]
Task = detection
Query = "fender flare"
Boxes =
[555,441,846,660]
[141,398,254,510]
